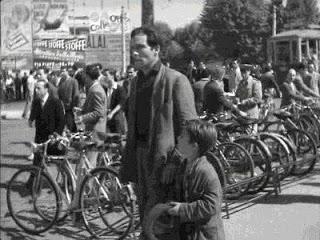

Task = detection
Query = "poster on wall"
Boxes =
[33,38,87,70]
[0,0,32,57]
[89,10,131,34]
[33,0,70,39]
[85,33,130,70]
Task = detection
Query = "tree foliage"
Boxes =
[281,0,320,29]
[152,21,174,61]
[200,0,270,63]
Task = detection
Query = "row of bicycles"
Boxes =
[6,99,320,239]
[203,99,320,202]
[6,130,136,239]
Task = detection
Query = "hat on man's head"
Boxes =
[210,66,226,80]
[240,64,253,72]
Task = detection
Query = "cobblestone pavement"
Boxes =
[1,101,320,240]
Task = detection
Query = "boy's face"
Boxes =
[176,129,198,159]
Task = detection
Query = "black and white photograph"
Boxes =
[1,0,320,239]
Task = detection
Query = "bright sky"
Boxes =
[73,0,204,29]
[73,0,320,30]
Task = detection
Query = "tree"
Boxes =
[282,0,320,29]
[152,21,174,61]
[142,0,154,26]
[200,0,270,63]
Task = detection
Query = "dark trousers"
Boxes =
[15,84,21,100]
[22,84,27,99]
[65,110,77,132]
[107,111,127,134]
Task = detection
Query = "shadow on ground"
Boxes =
[1,154,29,161]
[0,162,31,170]
[256,194,320,205]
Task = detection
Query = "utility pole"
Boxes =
[272,0,284,36]
[121,6,126,73]
[142,0,154,26]
[272,4,276,36]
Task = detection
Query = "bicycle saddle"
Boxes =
[273,110,292,120]
[215,121,239,130]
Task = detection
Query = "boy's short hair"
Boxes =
[184,119,217,156]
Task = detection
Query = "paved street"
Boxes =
[1,101,320,240]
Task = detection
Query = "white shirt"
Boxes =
[41,92,49,107]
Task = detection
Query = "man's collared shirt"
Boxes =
[41,92,49,107]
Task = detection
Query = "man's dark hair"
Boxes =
[60,66,68,71]
[93,63,103,71]
[131,26,160,49]
[263,64,272,72]
[74,69,86,88]
[72,62,86,71]
[126,65,135,71]
[30,69,35,75]
[200,69,210,79]
[43,67,50,74]
[36,79,49,89]
[296,62,306,71]
[85,64,100,80]
[184,119,217,156]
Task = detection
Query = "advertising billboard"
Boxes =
[33,38,87,70]
[0,0,32,59]
[88,10,131,34]
[33,0,70,39]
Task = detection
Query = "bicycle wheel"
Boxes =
[79,167,135,239]
[215,142,254,199]
[234,137,272,194]
[205,151,227,189]
[7,166,59,234]
[286,129,317,175]
[270,133,297,174]
[259,133,291,180]
[297,114,320,146]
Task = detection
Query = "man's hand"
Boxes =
[107,112,114,121]
[161,162,177,185]
[28,120,33,128]
[167,202,181,216]
[238,110,248,118]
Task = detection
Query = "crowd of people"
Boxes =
[1,25,320,240]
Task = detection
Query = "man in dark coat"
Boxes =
[58,67,80,132]
[27,79,65,186]
[193,70,210,115]
[121,26,197,237]
[203,67,246,116]
[29,79,65,144]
